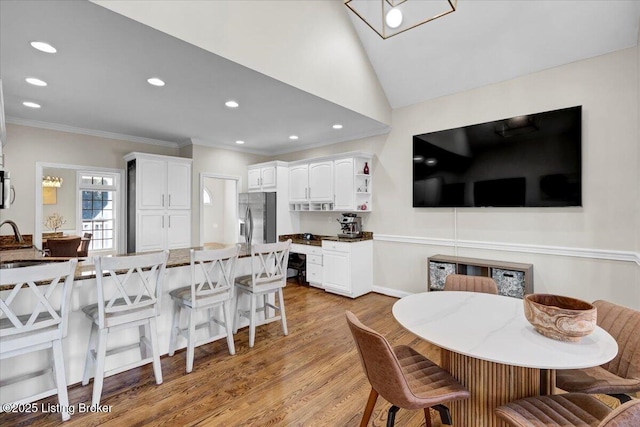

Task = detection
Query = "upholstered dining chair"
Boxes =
[233,240,291,348]
[168,245,239,373]
[556,300,640,403]
[495,393,640,427]
[444,273,499,295]
[0,259,78,421]
[47,236,82,257]
[81,250,169,406]
[77,232,92,257]
[345,311,470,427]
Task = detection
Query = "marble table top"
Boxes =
[392,291,618,370]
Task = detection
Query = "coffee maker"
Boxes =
[337,213,362,238]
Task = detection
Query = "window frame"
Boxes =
[77,171,119,255]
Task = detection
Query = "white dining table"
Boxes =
[392,291,618,427]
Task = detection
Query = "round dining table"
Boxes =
[392,291,618,427]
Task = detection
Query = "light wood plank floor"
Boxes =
[1,282,445,427]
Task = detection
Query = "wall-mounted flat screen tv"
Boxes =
[413,106,582,208]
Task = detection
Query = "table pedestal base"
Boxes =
[441,349,542,427]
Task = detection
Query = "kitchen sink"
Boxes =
[0,259,69,269]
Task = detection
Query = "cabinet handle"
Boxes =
[162,216,164,228]
[162,194,165,207]
[168,194,171,207]
[308,187,311,198]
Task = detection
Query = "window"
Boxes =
[79,172,118,252]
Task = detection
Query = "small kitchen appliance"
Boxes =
[337,213,362,238]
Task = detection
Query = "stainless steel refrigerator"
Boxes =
[239,192,277,247]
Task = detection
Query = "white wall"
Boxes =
[92,0,391,126]
[202,176,237,245]
[0,124,178,236]
[274,47,640,309]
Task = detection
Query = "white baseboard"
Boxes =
[371,285,411,299]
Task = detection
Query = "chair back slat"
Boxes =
[94,251,169,326]
[191,245,239,301]
[250,240,291,288]
[0,260,78,337]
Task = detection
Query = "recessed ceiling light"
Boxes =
[30,41,57,53]
[235,140,245,145]
[25,77,47,87]
[147,77,165,87]
[289,135,299,140]
[385,8,403,29]
[23,101,41,108]
[225,100,239,108]
[332,124,343,129]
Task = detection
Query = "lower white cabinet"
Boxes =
[290,243,323,287]
[137,211,191,252]
[322,240,372,298]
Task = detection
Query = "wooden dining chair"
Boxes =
[556,300,640,403]
[0,259,78,421]
[444,274,499,295]
[345,310,470,427]
[81,250,169,406]
[168,245,239,373]
[233,240,291,348]
[47,237,82,257]
[495,393,640,427]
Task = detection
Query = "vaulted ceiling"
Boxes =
[1,1,639,155]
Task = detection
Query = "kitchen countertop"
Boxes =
[279,232,373,246]
[0,243,250,290]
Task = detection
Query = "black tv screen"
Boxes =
[413,106,582,207]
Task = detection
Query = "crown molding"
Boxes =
[6,116,178,148]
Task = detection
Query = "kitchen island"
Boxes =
[0,242,259,403]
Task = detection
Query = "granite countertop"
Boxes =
[279,232,373,246]
[0,243,249,290]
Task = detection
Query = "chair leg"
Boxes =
[139,324,149,359]
[52,339,71,421]
[208,307,216,336]
[386,405,400,427]
[360,388,378,427]
[432,404,452,425]
[232,288,241,334]
[148,317,163,384]
[168,301,181,356]
[278,287,288,336]
[186,308,196,373]
[423,408,432,427]
[82,322,98,386]
[263,294,270,319]
[91,328,109,406]
[249,293,257,348]
[223,300,236,355]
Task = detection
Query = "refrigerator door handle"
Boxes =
[247,207,254,248]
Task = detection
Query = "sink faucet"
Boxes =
[0,220,24,243]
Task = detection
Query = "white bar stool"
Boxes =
[0,259,78,421]
[81,250,168,406]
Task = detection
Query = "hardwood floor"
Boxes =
[1,282,445,427]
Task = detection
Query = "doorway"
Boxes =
[199,173,239,246]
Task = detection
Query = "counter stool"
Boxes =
[168,245,239,373]
[81,250,169,406]
[233,240,291,348]
[0,259,78,421]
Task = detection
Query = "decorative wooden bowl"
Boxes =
[523,294,597,342]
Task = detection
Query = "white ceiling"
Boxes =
[2,1,639,155]
[349,0,640,108]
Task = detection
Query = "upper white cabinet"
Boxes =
[124,152,192,253]
[248,163,277,192]
[289,152,372,212]
[131,154,191,210]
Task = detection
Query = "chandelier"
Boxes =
[42,176,63,187]
[345,0,457,40]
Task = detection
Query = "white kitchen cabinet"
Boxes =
[248,163,277,192]
[288,152,372,212]
[125,152,192,253]
[289,164,309,203]
[290,243,323,287]
[322,240,372,298]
